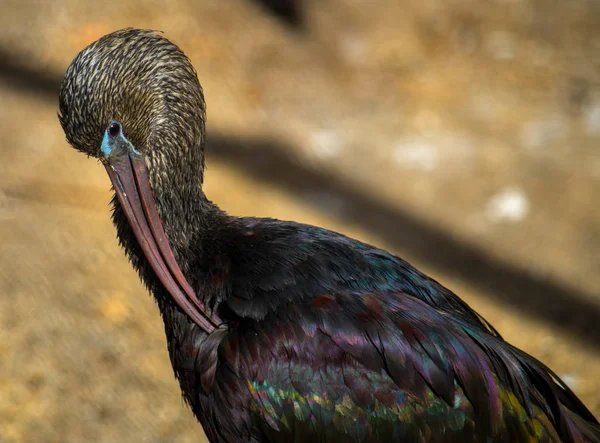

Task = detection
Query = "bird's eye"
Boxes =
[108,122,121,137]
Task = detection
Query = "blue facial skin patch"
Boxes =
[100,124,140,158]
[101,130,112,157]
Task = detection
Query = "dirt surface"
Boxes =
[0,1,599,441]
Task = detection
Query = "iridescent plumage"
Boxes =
[59,29,600,442]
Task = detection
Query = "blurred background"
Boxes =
[1,0,599,441]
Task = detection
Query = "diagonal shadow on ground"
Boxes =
[2,48,599,350]
[250,0,305,31]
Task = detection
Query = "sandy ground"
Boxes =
[0,1,599,441]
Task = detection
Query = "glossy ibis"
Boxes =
[58,29,599,442]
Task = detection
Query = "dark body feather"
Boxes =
[59,29,600,443]
[113,204,600,443]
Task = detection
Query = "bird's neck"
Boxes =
[143,132,217,253]
[110,172,226,298]
[152,179,222,263]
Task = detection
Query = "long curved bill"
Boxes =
[104,148,221,334]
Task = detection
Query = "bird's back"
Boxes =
[166,218,600,443]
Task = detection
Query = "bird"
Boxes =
[58,28,599,442]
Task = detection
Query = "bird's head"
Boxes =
[59,28,207,190]
[58,29,219,333]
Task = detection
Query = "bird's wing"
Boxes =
[195,221,597,441]
[217,289,599,442]
[223,220,501,338]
